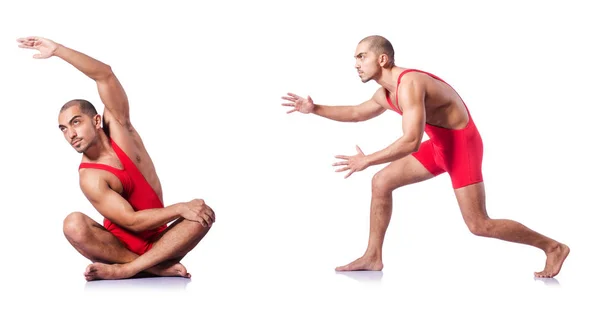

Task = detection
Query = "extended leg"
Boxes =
[335,154,436,271]
[454,182,570,278]
[63,212,190,278]
[83,217,211,280]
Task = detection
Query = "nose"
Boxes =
[68,128,77,140]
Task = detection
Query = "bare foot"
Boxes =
[335,254,383,271]
[84,263,132,281]
[152,262,191,278]
[534,243,570,278]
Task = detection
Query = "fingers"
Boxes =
[16,37,38,47]
[281,103,295,107]
[332,161,348,166]
[335,166,350,173]
[356,145,364,155]
[344,169,355,178]
[286,108,297,114]
[335,155,350,160]
[287,92,301,99]
[204,207,215,224]
[200,214,212,227]
[209,207,216,223]
[281,96,296,102]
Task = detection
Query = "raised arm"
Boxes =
[364,76,426,165]
[281,89,386,122]
[17,36,130,126]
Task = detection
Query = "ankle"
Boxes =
[364,248,382,261]
[543,242,561,254]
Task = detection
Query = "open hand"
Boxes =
[333,145,370,178]
[16,36,59,59]
[281,92,315,114]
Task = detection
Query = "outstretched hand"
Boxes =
[333,145,370,178]
[16,36,59,59]
[281,92,315,114]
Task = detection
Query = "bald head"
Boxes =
[359,35,395,68]
[60,99,98,118]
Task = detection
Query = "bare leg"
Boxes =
[63,212,190,278]
[83,217,211,281]
[455,182,570,278]
[336,155,435,271]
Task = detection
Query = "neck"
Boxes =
[375,66,407,93]
[82,130,111,161]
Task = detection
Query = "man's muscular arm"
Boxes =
[365,77,426,165]
[283,88,386,122]
[53,43,130,127]
[313,94,386,122]
[79,171,181,232]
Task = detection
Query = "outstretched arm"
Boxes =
[365,78,426,165]
[17,36,130,126]
[282,89,386,122]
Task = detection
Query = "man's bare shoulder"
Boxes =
[399,71,431,87]
[372,86,390,107]
[78,168,123,201]
[79,167,109,191]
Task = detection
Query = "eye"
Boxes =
[73,120,80,125]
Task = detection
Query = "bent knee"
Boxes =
[63,212,89,241]
[372,171,396,194]
[181,218,212,235]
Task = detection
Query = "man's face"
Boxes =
[58,106,100,153]
[354,41,381,83]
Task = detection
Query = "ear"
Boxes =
[378,54,389,67]
[93,114,102,128]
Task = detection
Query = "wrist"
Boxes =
[364,153,375,166]
[52,43,66,57]
[173,202,184,217]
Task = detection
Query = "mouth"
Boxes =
[72,139,82,146]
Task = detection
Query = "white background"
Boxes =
[1,0,598,317]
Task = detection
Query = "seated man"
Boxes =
[17,36,215,281]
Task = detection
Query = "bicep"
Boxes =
[97,71,131,126]
[80,173,136,229]
[398,80,426,144]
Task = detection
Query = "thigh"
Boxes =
[374,140,445,190]
[454,182,489,224]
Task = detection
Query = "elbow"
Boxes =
[97,64,115,81]
[122,215,143,233]
[409,139,421,153]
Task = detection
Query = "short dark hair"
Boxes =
[359,35,395,68]
[60,99,98,118]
